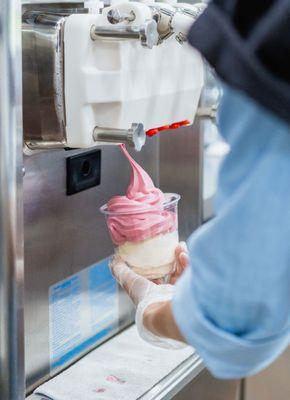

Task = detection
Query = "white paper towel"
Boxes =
[34,325,194,400]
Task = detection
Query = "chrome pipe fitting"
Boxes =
[93,123,146,151]
[90,19,159,49]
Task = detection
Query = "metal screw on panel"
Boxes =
[107,9,136,24]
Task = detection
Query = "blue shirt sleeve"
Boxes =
[172,84,290,379]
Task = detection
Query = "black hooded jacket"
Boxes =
[188,0,290,124]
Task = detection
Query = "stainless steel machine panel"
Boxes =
[174,370,239,400]
[160,121,203,239]
[24,140,159,392]
[0,0,25,398]
[22,10,67,146]
[245,347,290,400]
[22,5,85,148]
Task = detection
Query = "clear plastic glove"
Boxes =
[154,241,189,285]
[110,242,189,349]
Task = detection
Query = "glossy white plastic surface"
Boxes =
[64,3,204,148]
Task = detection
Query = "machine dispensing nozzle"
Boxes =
[93,123,146,151]
[90,19,159,49]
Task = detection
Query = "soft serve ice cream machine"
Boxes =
[23,1,204,151]
[20,0,206,395]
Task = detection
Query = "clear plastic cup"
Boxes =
[100,193,180,280]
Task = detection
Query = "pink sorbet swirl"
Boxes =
[106,145,176,245]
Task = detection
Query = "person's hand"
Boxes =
[110,255,173,307]
[153,241,189,285]
[110,251,187,349]
[172,241,189,283]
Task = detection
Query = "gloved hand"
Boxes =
[155,241,189,285]
[110,242,189,349]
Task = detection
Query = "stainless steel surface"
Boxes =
[141,353,203,400]
[22,4,87,150]
[25,140,66,149]
[22,2,83,8]
[22,10,67,147]
[24,139,159,393]
[245,346,290,400]
[203,196,214,221]
[93,123,146,152]
[159,121,203,239]
[91,20,159,49]
[23,1,81,3]
[201,67,225,221]
[174,370,240,400]
[0,0,25,399]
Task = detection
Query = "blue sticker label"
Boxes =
[49,258,118,369]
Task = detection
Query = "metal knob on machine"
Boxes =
[93,123,146,152]
[90,19,159,49]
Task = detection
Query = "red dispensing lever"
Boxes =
[146,120,191,137]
